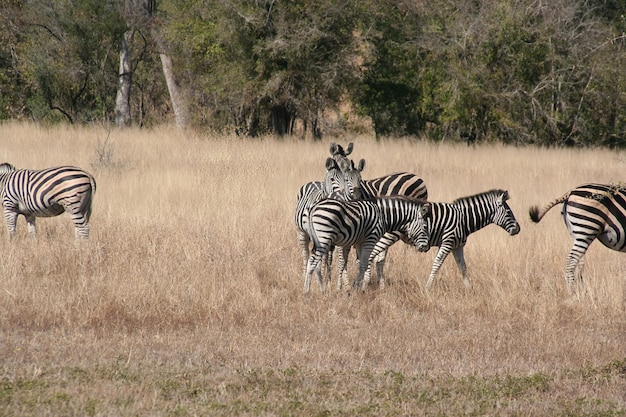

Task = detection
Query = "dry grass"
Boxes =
[1,122,625,416]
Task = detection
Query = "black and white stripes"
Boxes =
[304,196,430,293]
[0,163,96,239]
[424,189,520,289]
[529,183,626,290]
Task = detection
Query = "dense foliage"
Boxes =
[0,0,624,145]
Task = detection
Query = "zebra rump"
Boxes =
[529,183,626,290]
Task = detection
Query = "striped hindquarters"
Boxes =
[308,198,382,249]
[565,183,626,252]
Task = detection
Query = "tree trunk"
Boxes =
[114,30,133,129]
[159,53,189,129]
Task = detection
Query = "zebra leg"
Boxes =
[324,244,335,286]
[4,209,18,239]
[374,250,386,289]
[354,240,378,291]
[564,239,592,291]
[452,247,469,288]
[298,231,310,278]
[26,215,37,238]
[425,246,452,290]
[74,223,89,239]
[305,249,325,293]
[576,255,586,283]
[336,246,351,291]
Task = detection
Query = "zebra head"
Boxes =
[323,157,345,195]
[408,201,431,252]
[492,190,521,235]
[339,158,365,200]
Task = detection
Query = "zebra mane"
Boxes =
[0,162,16,174]
[452,189,508,204]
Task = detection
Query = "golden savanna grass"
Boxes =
[1,122,625,416]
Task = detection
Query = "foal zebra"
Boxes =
[304,196,431,293]
[529,183,626,290]
[423,189,520,290]
[0,163,96,239]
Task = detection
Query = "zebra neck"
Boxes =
[458,200,495,233]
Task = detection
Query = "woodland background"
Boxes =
[0,0,625,145]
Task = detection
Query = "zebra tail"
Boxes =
[529,193,569,223]
[81,176,97,223]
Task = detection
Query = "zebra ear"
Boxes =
[499,190,510,203]
[329,142,338,156]
[345,143,354,156]
[356,158,366,172]
[420,202,431,218]
[325,157,337,171]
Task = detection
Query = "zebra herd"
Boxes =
[295,143,626,293]
[0,148,625,294]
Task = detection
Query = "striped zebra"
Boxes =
[0,163,96,239]
[339,159,429,288]
[304,196,431,293]
[295,157,349,284]
[529,183,626,290]
[423,189,520,290]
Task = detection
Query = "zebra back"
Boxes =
[360,172,428,201]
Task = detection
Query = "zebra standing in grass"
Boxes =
[0,163,96,239]
[529,183,626,291]
[423,189,520,290]
[304,196,431,293]
[338,159,429,288]
[295,157,351,284]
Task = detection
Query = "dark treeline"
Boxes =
[0,0,625,145]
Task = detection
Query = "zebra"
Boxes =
[422,189,520,290]
[529,183,626,290]
[304,196,431,293]
[0,163,96,239]
[295,157,349,284]
[338,159,429,288]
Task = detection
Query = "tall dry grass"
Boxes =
[0,122,625,415]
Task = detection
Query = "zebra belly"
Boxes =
[18,202,65,217]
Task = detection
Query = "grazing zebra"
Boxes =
[339,159,430,288]
[304,196,431,293]
[529,183,626,290]
[295,157,349,283]
[423,189,520,290]
[0,163,96,239]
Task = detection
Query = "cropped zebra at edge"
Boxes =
[304,196,430,293]
[423,189,520,290]
[529,183,626,291]
[0,163,96,239]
